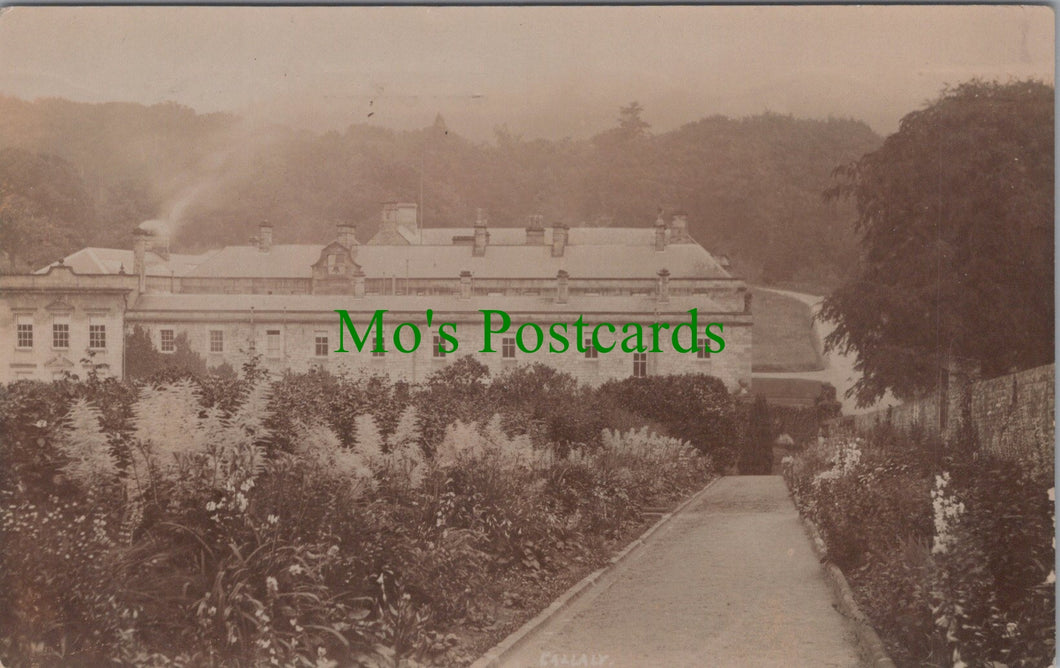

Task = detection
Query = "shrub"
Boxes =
[769,404,821,449]
[596,374,736,455]
[1,368,722,666]
[784,435,1055,667]
[738,395,773,474]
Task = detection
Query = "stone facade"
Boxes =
[124,305,752,388]
[3,205,753,390]
[0,267,132,382]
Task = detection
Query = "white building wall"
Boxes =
[129,310,752,390]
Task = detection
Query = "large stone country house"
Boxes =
[0,204,752,388]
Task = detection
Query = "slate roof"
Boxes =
[37,248,214,277]
[187,245,324,278]
[356,244,728,279]
[38,226,729,282]
[178,242,729,280]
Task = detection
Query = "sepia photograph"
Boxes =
[0,5,1054,666]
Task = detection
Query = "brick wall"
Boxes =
[833,364,1054,460]
[970,364,1054,459]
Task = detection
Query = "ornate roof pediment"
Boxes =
[312,242,361,280]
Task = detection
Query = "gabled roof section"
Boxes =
[367,226,413,246]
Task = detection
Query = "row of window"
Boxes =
[496,337,712,361]
[157,330,710,380]
[431,337,712,363]
[15,319,106,351]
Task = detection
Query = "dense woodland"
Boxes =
[0,95,880,287]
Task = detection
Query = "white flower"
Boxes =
[206,501,217,512]
[931,471,964,556]
[266,576,279,594]
[288,564,304,576]
[267,514,279,525]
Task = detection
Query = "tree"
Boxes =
[617,101,650,140]
[0,148,95,272]
[821,80,1053,405]
[124,325,207,380]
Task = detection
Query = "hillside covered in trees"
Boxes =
[0,95,880,287]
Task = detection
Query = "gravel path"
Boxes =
[499,476,863,668]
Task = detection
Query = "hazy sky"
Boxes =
[0,5,1053,141]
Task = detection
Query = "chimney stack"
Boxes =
[395,203,418,228]
[133,228,150,292]
[556,270,570,304]
[337,223,357,249]
[654,214,667,251]
[382,202,399,227]
[657,268,671,303]
[670,211,689,241]
[525,215,545,245]
[459,270,473,299]
[551,224,569,257]
[258,221,273,253]
[473,209,489,257]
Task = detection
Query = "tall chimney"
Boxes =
[657,268,671,303]
[551,224,569,257]
[556,270,569,304]
[133,228,150,292]
[459,270,473,299]
[473,209,489,257]
[382,202,399,227]
[259,221,273,253]
[654,214,667,251]
[526,215,545,245]
[670,211,689,241]
[396,203,418,228]
[337,223,357,249]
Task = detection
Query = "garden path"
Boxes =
[497,476,864,667]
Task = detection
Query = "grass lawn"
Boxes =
[751,288,823,373]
